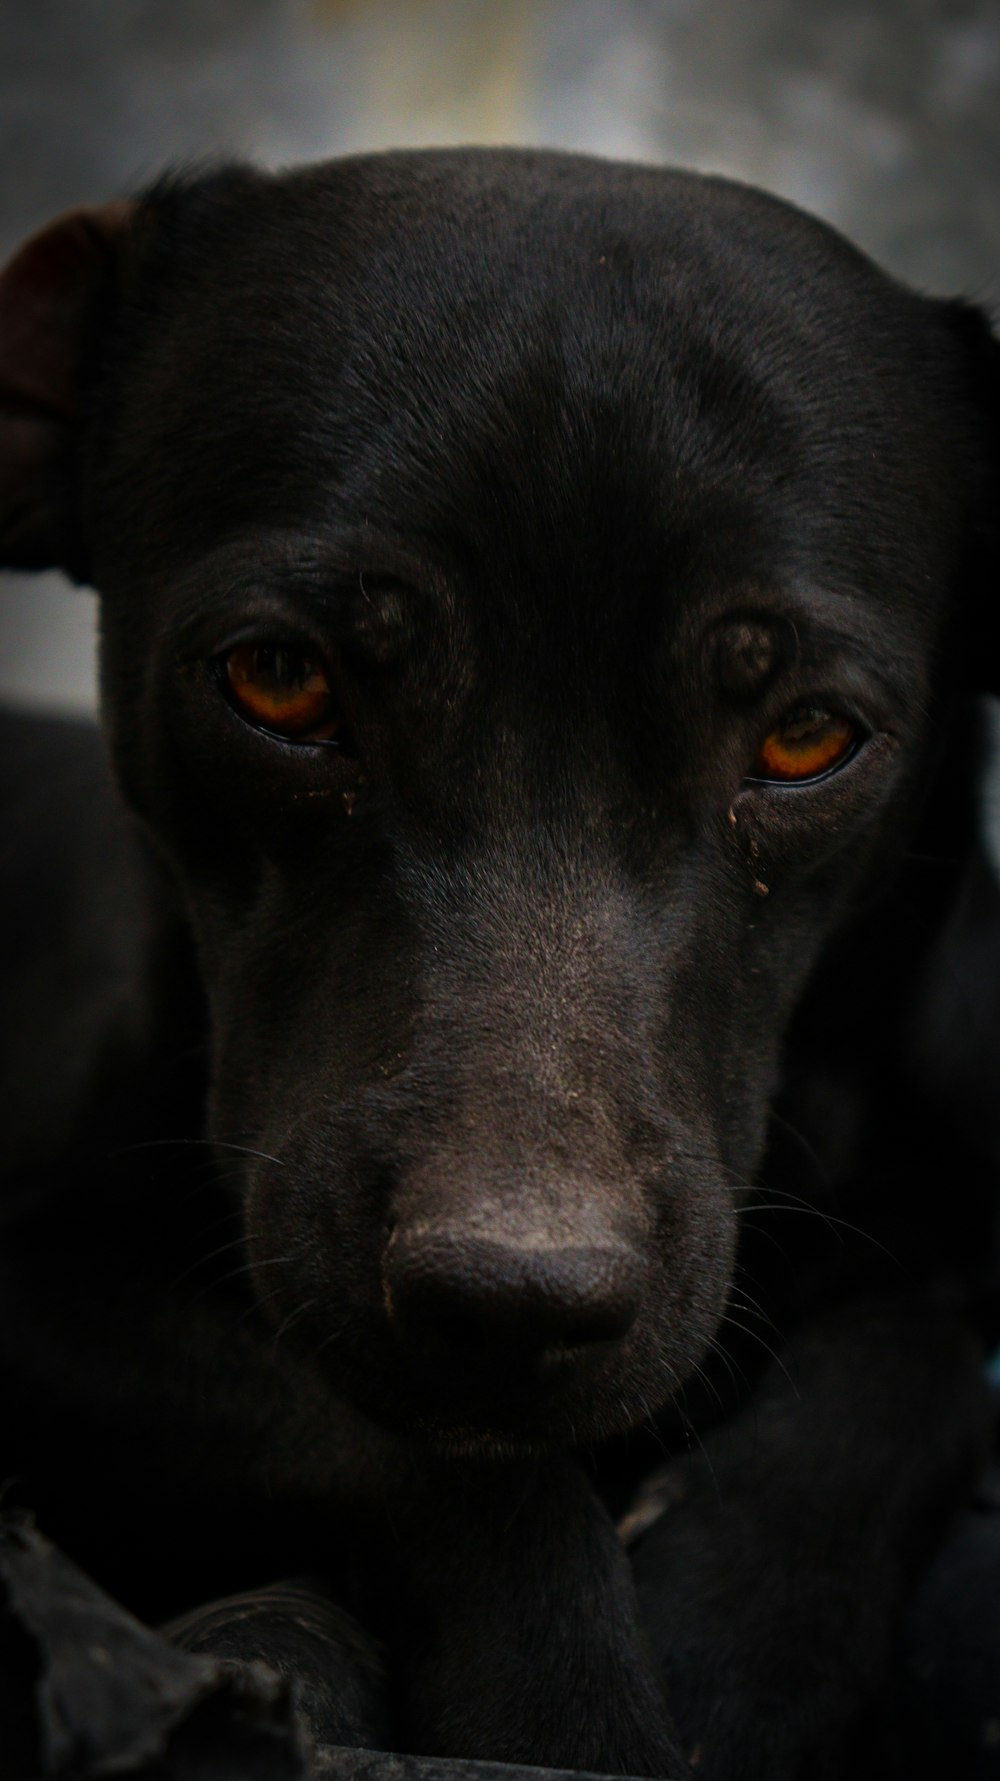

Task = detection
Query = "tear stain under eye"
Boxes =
[726,803,770,895]
[749,836,769,893]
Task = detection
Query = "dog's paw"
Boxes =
[628,1299,995,1780]
[630,1474,890,1781]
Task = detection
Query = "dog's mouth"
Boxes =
[346,1350,658,1450]
[285,1283,703,1451]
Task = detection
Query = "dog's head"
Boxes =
[2,150,997,1448]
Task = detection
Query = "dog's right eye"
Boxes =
[218,640,342,743]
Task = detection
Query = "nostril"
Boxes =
[383,1231,644,1360]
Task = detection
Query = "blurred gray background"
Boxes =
[1,0,999,729]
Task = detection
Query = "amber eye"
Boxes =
[221,640,340,742]
[751,706,858,783]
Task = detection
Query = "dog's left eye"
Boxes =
[220,640,341,743]
[750,706,859,784]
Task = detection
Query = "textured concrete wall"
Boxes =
[1,0,998,711]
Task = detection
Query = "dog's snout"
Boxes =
[383,1229,643,1361]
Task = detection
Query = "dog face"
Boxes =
[2,151,996,1448]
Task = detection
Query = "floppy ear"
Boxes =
[0,202,132,581]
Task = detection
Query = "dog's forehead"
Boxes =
[99,151,965,636]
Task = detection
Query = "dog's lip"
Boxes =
[394,1329,626,1384]
[360,1328,649,1446]
[300,1297,647,1441]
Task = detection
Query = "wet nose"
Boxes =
[383,1229,643,1361]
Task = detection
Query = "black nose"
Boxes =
[383,1230,643,1361]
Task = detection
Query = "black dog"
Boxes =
[0,149,998,1780]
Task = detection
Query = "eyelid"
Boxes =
[205,616,332,659]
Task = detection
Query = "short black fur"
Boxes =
[0,148,998,1778]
